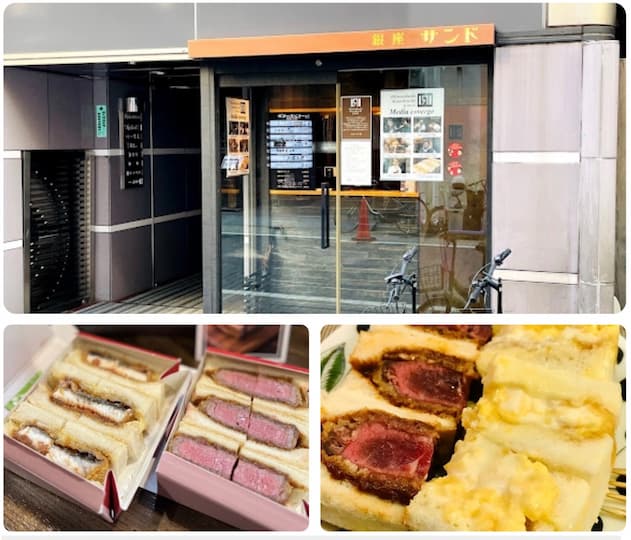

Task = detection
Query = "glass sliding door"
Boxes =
[213,64,489,314]
[218,80,338,313]
[337,65,489,313]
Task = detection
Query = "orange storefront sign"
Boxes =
[188,24,495,58]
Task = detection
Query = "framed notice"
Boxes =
[120,97,144,189]
[380,88,444,182]
[225,97,250,177]
[341,96,372,186]
[267,112,314,189]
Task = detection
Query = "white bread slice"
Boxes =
[251,397,309,446]
[27,385,81,421]
[321,463,407,531]
[76,415,144,461]
[532,471,593,531]
[48,361,102,389]
[481,325,618,380]
[4,400,67,438]
[57,420,128,480]
[240,439,308,488]
[178,403,247,450]
[480,354,622,418]
[350,326,479,370]
[461,416,614,482]
[192,374,251,405]
[93,378,159,430]
[65,351,166,407]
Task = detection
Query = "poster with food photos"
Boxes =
[380,88,444,182]
[225,97,250,177]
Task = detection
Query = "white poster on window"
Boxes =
[341,95,372,186]
[380,88,444,182]
[225,97,249,177]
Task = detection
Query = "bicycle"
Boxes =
[363,246,418,313]
[341,195,428,235]
[462,248,511,313]
[418,230,486,313]
[419,244,511,313]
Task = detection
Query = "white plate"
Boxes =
[320,325,626,532]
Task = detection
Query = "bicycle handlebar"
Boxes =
[403,246,418,262]
[494,248,512,266]
[464,248,511,308]
[386,246,418,283]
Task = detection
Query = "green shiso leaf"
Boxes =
[322,347,346,392]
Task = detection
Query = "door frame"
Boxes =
[200,66,337,312]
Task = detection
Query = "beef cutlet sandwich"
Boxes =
[169,356,308,507]
[321,325,622,531]
[321,325,489,531]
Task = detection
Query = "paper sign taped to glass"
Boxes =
[380,88,444,182]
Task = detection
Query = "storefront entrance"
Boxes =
[214,62,489,313]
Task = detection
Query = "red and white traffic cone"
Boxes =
[353,198,375,241]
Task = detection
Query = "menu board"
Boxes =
[225,97,250,177]
[267,113,314,189]
[380,88,444,182]
[121,98,144,189]
[341,95,372,186]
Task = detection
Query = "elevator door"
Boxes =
[24,151,91,313]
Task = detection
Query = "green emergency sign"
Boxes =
[96,104,107,138]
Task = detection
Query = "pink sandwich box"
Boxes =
[157,345,309,531]
[3,326,194,522]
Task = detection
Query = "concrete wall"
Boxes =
[4,3,545,55]
[492,41,619,313]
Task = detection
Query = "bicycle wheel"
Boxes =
[418,293,451,313]
[396,210,418,235]
[418,199,430,233]
[341,207,358,233]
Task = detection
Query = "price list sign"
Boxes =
[121,97,144,189]
[267,113,314,189]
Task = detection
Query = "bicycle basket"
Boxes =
[419,264,444,292]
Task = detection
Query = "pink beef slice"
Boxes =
[213,369,259,395]
[342,421,434,479]
[253,374,302,407]
[213,369,303,407]
[385,360,467,411]
[232,459,292,503]
[171,435,237,479]
[246,412,300,449]
[200,397,251,432]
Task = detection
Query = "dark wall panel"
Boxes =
[110,226,152,300]
[185,155,202,210]
[153,154,201,217]
[152,87,201,149]
[109,155,152,225]
[154,218,188,284]
[153,155,187,217]
[154,216,201,284]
